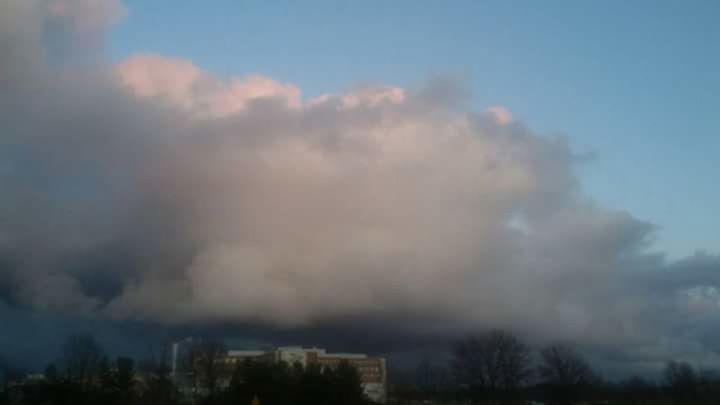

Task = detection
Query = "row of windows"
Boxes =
[217,355,384,374]
[357,367,382,373]
[316,359,381,365]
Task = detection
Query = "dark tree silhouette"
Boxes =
[330,360,366,405]
[296,362,326,405]
[116,357,137,403]
[116,357,135,393]
[44,363,59,382]
[664,360,698,403]
[140,352,179,405]
[96,356,136,404]
[189,339,227,400]
[61,334,106,390]
[537,344,596,405]
[618,375,659,404]
[226,359,368,405]
[538,344,595,386]
[134,339,179,405]
[451,329,532,400]
[415,356,450,396]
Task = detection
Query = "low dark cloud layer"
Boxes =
[1,0,719,376]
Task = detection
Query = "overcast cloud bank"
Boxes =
[1,0,719,376]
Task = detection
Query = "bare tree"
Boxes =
[61,333,106,390]
[537,344,597,405]
[538,345,596,386]
[139,340,179,405]
[537,344,595,387]
[415,356,450,395]
[139,337,174,378]
[664,360,698,401]
[451,329,533,397]
[190,339,227,396]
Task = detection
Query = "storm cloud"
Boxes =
[1,0,719,375]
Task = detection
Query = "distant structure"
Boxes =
[170,340,387,403]
[226,346,387,403]
[170,337,194,379]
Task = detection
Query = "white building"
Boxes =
[170,340,388,403]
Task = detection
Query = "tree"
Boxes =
[190,339,227,398]
[451,329,533,398]
[229,360,293,405]
[115,357,135,393]
[664,360,698,402]
[296,362,326,405]
[44,363,59,382]
[98,356,115,393]
[94,356,137,405]
[415,356,450,396]
[329,360,366,405]
[537,344,596,405]
[138,340,179,405]
[228,359,367,405]
[110,356,136,404]
[538,344,594,386]
[698,368,720,401]
[61,334,106,390]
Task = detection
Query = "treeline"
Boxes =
[0,334,177,405]
[3,330,720,405]
[223,359,366,405]
[0,334,369,405]
[390,329,720,405]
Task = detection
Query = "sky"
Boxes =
[109,0,720,258]
[1,0,720,378]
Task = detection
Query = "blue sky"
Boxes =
[110,0,719,258]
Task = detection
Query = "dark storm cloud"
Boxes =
[1,0,719,375]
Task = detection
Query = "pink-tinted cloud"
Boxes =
[485,106,513,125]
[117,54,301,116]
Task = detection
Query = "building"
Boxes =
[170,340,387,403]
[308,349,386,403]
[226,346,387,403]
